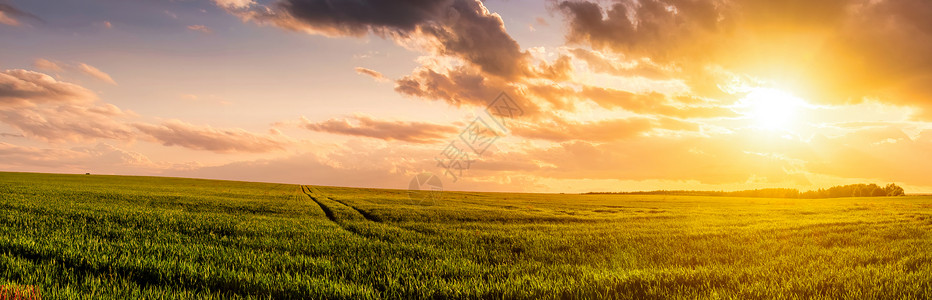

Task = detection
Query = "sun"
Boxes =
[737,88,807,131]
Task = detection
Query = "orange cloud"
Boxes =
[556,0,932,119]
[77,63,117,85]
[33,59,64,72]
[187,24,213,34]
[395,66,516,107]
[0,104,134,143]
[0,0,916,193]
[0,69,96,106]
[0,69,132,142]
[493,135,808,185]
[31,60,118,85]
[168,139,549,192]
[581,86,736,119]
[354,67,387,82]
[797,127,932,187]
[0,142,163,174]
[512,118,655,142]
[569,48,668,80]
[2,68,295,152]
[297,115,458,144]
[134,120,289,153]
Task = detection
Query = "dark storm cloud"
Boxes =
[278,0,453,35]
[226,0,531,79]
[556,0,724,62]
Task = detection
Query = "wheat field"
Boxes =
[0,172,930,299]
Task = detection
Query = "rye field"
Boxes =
[0,171,931,299]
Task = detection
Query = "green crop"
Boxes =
[1,172,930,299]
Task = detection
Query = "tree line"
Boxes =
[589,183,906,199]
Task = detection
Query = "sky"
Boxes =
[1,0,932,193]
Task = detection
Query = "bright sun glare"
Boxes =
[739,88,807,131]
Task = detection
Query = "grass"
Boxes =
[0,171,931,299]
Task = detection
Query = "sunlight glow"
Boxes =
[738,88,808,131]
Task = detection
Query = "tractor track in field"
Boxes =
[300,185,421,242]
[328,197,381,223]
[300,185,371,239]
[300,185,338,223]
[301,185,380,223]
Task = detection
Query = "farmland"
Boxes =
[1,171,931,299]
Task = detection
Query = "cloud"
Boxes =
[0,142,88,167]
[213,0,255,9]
[134,120,289,153]
[395,70,728,120]
[495,134,807,185]
[179,94,232,106]
[555,0,932,119]
[32,60,118,85]
[152,122,932,192]
[0,11,15,26]
[187,24,213,34]
[275,0,453,35]
[217,0,590,119]
[569,48,668,80]
[532,54,574,81]
[171,147,418,189]
[0,3,39,26]
[170,139,545,192]
[556,0,725,64]
[395,66,518,108]
[218,0,531,79]
[581,86,736,119]
[0,142,163,174]
[512,116,698,143]
[354,67,387,82]
[33,59,64,72]
[497,122,932,188]
[0,103,135,142]
[1,68,291,151]
[77,63,117,85]
[0,69,136,142]
[0,69,97,107]
[512,118,654,142]
[3,0,893,193]
[795,127,932,187]
[296,115,458,144]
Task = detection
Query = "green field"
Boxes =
[1,172,931,299]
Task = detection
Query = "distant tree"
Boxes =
[596,182,905,199]
[883,183,905,196]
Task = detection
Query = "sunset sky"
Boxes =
[2,0,931,193]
